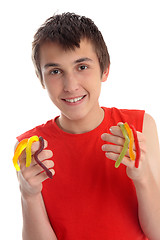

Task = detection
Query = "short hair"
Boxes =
[32,12,110,87]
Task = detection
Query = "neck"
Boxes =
[56,106,104,134]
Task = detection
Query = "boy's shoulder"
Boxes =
[104,107,145,131]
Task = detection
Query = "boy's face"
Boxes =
[40,39,108,123]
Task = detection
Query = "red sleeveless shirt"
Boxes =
[17,107,148,240]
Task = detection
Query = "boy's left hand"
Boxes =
[101,117,160,239]
[101,123,148,181]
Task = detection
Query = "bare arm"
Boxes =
[101,113,160,240]
[22,193,57,240]
[15,140,57,240]
[133,113,160,240]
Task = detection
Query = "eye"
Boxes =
[78,65,88,71]
[50,69,61,75]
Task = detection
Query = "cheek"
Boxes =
[87,75,102,95]
[44,79,61,99]
[81,71,101,88]
[91,80,102,101]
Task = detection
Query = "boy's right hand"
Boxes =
[15,140,55,200]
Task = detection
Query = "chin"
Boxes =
[62,109,89,122]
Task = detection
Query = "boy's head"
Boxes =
[32,12,110,87]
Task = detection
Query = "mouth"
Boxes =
[62,95,86,104]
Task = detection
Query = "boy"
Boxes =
[16,13,160,240]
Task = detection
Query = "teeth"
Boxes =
[65,96,84,103]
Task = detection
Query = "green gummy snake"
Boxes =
[115,124,130,168]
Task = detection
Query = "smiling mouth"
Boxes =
[63,95,86,103]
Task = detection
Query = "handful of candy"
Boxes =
[12,136,53,179]
[115,123,140,168]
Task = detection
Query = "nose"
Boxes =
[63,73,79,93]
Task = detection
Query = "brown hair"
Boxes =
[32,12,110,87]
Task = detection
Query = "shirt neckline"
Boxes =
[52,107,109,137]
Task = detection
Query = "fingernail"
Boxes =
[101,133,105,139]
[109,127,112,133]
[51,169,55,175]
[105,152,109,157]
[102,145,105,151]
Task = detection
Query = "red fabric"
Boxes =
[17,107,148,240]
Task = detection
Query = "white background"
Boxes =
[0,0,160,239]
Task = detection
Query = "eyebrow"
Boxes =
[43,57,93,69]
[44,63,60,69]
[74,57,93,64]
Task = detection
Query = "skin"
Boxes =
[16,140,56,240]
[101,115,160,239]
[16,38,160,240]
[40,39,109,134]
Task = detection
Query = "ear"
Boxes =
[101,65,110,82]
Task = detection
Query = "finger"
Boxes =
[31,139,48,153]
[105,151,135,168]
[28,168,55,186]
[19,141,51,169]
[30,149,53,166]
[101,133,125,146]
[105,144,146,168]
[103,139,145,164]
[117,122,124,126]
[21,149,53,171]
[109,125,124,138]
[102,143,130,158]
[22,160,54,180]
[109,125,145,149]
[19,139,48,160]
